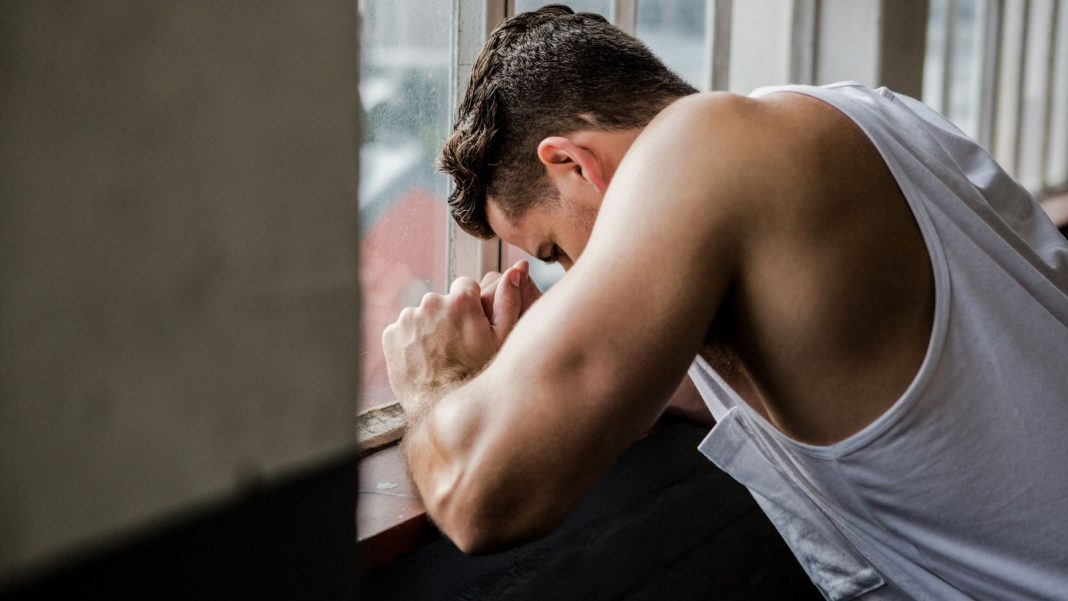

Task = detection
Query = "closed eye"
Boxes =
[539,245,561,264]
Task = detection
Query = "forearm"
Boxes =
[400,380,470,522]
[401,378,561,554]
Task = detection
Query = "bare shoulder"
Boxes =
[612,93,798,230]
[618,90,874,249]
[646,90,846,154]
[649,89,909,230]
[640,91,862,192]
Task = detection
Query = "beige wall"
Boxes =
[0,2,360,579]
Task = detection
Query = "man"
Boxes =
[382,6,1068,599]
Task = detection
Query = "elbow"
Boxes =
[429,489,513,556]
[410,406,567,555]
[428,479,554,556]
[445,520,501,556]
[446,513,552,556]
[420,468,489,554]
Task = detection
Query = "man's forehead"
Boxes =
[486,196,529,245]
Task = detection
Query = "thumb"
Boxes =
[491,267,522,343]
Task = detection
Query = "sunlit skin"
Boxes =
[484,130,747,422]
[382,91,933,554]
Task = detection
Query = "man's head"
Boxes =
[439,4,696,268]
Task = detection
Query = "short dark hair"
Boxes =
[438,4,697,239]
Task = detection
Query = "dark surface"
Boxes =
[2,420,821,601]
[0,452,363,601]
[367,418,822,601]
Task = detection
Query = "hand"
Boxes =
[382,268,529,414]
[477,260,542,323]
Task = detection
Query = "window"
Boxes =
[923,0,984,140]
[357,0,1067,437]
[727,0,792,94]
[1047,0,1068,189]
[515,0,610,16]
[1017,0,1057,191]
[636,0,708,89]
[358,0,451,412]
[928,0,1068,195]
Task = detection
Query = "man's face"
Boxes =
[485,127,641,269]
[486,188,602,272]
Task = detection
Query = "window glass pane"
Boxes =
[636,0,707,89]
[359,0,450,411]
[994,0,1026,172]
[923,0,950,114]
[515,0,610,17]
[924,0,984,139]
[1046,0,1068,189]
[948,0,983,139]
[1018,0,1055,191]
[728,0,792,94]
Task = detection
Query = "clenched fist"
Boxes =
[382,261,541,415]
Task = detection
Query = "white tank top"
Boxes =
[688,82,1068,600]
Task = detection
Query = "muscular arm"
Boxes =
[395,94,782,553]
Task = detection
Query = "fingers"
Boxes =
[477,266,515,320]
[508,260,543,313]
[480,272,502,318]
[445,276,485,327]
[479,270,502,289]
[491,265,523,343]
[449,276,480,299]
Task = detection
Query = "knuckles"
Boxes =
[446,277,481,315]
[382,275,495,356]
[446,289,479,318]
[450,276,480,299]
[420,291,444,311]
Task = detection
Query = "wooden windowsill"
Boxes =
[357,402,405,454]
[356,402,438,571]
[357,441,438,571]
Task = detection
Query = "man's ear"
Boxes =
[536,136,608,193]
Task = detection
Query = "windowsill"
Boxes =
[357,402,405,453]
[357,441,438,571]
[356,401,436,571]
